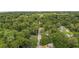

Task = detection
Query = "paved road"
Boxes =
[37,27,42,48]
[37,14,54,48]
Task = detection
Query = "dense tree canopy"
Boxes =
[0,12,79,48]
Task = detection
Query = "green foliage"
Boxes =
[51,32,78,48]
[50,32,69,48]
[0,12,79,48]
[0,40,6,48]
[40,33,52,45]
[67,37,78,48]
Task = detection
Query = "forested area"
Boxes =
[0,12,79,48]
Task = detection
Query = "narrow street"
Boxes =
[37,15,54,48]
[37,27,42,48]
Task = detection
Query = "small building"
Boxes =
[59,26,73,37]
